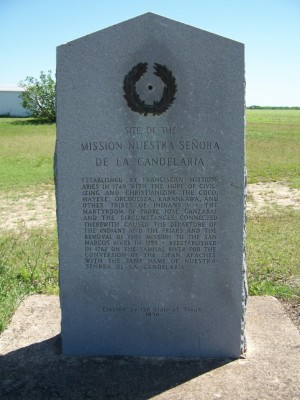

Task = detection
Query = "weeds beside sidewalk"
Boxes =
[0,227,58,332]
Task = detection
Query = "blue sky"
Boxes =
[0,0,299,106]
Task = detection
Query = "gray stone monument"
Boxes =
[55,13,246,358]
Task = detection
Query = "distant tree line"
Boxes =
[248,105,300,110]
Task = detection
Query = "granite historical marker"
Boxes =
[55,13,246,357]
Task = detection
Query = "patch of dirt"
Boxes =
[1,182,300,232]
[247,182,300,213]
[280,298,300,333]
[0,186,56,232]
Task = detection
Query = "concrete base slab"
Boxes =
[0,296,299,399]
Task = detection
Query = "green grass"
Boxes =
[0,118,56,191]
[0,112,299,333]
[246,110,300,187]
[245,111,300,298]
[0,228,58,332]
[247,210,300,299]
[1,112,299,190]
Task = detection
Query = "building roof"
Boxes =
[0,85,24,92]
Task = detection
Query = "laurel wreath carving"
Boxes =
[123,63,177,116]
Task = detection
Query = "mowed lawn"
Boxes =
[0,118,55,190]
[0,111,299,332]
[247,109,300,188]
[1,110,299,191]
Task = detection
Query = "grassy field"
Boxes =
[247,109,300,188]
[0,111,299,332]
[1,111,299,191]
[0,118,55,190]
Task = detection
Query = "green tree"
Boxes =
[19,71,56,122]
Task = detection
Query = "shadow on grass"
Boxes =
[0,335,233,399]
[10,118,55,126]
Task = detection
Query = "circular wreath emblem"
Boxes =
[123,63,177,116]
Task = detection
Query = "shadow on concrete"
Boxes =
[0,335,233,399]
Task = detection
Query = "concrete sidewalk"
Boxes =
[0,296,299,399]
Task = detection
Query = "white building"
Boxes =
[0,86,31,117]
